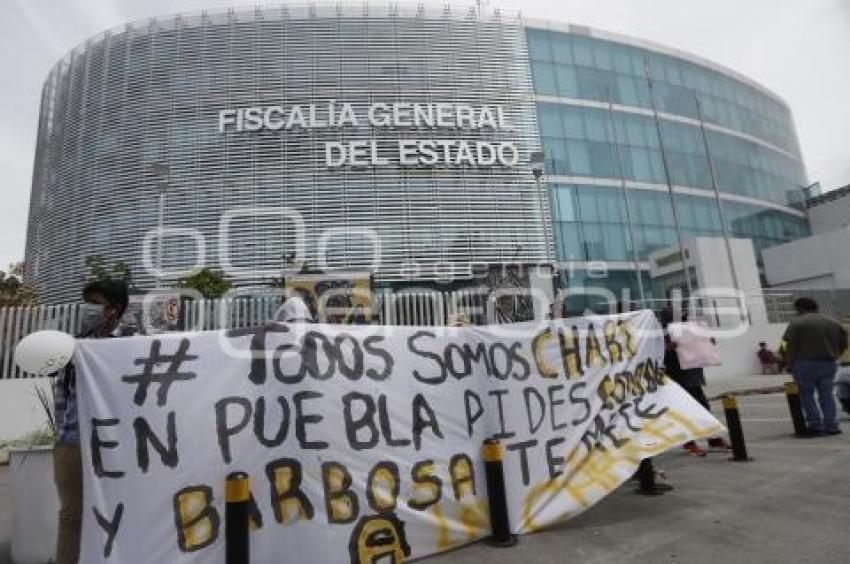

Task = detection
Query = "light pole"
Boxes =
[531,151,557,317]
[150,162,170,289]
[530,151,554,266]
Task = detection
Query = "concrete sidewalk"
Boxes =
[1,376,843,564]
[429,392,850,564]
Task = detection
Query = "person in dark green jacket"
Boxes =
[783,297,849,436]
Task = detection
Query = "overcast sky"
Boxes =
[2,0,849,271]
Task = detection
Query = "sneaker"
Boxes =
[707,437,733,451]
[683,442,707,457]
[823,428,843,436]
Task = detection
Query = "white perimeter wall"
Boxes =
[0,378,53,442]
[705,322,787,379]
[763,227,850,289]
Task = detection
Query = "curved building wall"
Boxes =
[25,6,543,303]
[25,7,811,304]
[525,24,809,297]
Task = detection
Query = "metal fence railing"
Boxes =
[0,287,532,379]
[763,289,850,324]
[0,304,82,380]
[9,287,831,379]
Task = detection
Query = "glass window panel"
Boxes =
[594,40,614,70]
[648,150,666,182]
[562,109,584,139]
[527,30,552,61]
[665,59,683,86]
[584,112,609,142]
[541,136,560,161]
[630,147,653,182]
[625,118,645,146]
[675,196,698,229]
[553,185,578,221]
[667,152,690,186]
[544,138,569,174]
[551,35,574,64]
[631,51,647,76]
[555,221,585,261]
[604,223,629,261]
[582,223,604,259]
[635,79,653,107]
[576,67,606,101]
[531,62,558,95]
[567,140,591,175]
[556,222,585,261]
[616,75,638,106]
[538,104,564,137]
[642,118,660,149]
[573,36,594,66]
[588,141,615,177]
[576,188,601,222]
[555,65,578,98]
[613,48,632,74]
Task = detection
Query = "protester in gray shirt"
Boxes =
[782,297,849,436]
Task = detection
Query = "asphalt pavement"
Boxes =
[429,390,850,564]
[2,375,848,563]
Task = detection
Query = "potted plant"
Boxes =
[7,383,59,564]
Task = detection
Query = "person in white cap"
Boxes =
[274,295,314,323]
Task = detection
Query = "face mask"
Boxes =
[80,303,106,335]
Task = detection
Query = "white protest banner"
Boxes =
[74,310,723,563]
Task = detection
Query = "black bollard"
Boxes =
[722,395,751,462]
[784,381,809,437]
[226,472,251,564]
[482,439,518,547]
[633,458,671,495]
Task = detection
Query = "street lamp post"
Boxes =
[150,163,170,289]
[530,151,554,266]
[531,151,557,317]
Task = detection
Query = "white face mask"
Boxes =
[80,302,106,335]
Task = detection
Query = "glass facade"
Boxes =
[527,28,801,155]
[550,184,808,263]
[537,103,805,206]
[527,27,810,300]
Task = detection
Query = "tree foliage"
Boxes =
[175,267,233,299]
[85,255,133,285]
[0,262,39,307]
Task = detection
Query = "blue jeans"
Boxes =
[793,360,838,432]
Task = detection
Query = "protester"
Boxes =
[782,298,848,436]
[659,308,731,456]
[756,341,783,373]
[53,279,130,564]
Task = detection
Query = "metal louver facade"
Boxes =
[25,4,545,303]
